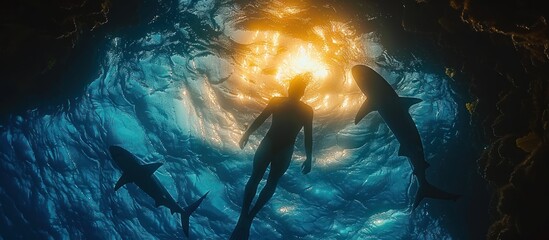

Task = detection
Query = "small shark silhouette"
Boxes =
[109,146,208,237]
[352,65,460,209]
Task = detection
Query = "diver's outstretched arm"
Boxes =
[301,107,313,174]
[239,99,276,149]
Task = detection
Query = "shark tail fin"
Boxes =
[413,183,460,210]
[181,191,209,237]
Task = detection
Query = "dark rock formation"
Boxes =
[0,0,140,116]
[403,1,549,239]
[1,0,106,113]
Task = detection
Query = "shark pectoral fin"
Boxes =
[399,97,422,110]
[140,162,163,176]
[355,99,375,124]
[114,173,133,191]
[398,146,409,158]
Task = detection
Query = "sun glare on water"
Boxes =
[275,44,329,83]
[234,21,365,115]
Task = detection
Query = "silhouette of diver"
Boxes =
[352,65,460,209]
[230,73,313,240]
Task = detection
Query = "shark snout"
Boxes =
[351,65,371,93]
[109,145,122,156]
[351,65,364,80]
[108,145,128,166]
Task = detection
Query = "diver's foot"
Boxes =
[229,216,252,240]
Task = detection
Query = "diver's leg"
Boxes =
[230,143,271,240]
[249,147,293,218]
[240,142,270,216]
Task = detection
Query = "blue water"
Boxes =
[1,1,473,239]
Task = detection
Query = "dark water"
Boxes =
[0,0,488,239]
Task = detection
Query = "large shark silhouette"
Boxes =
[352,65,460,209]
[109,146,208,237]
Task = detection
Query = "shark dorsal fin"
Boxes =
[140,162,163,176]
[400,97,422,110]
[355,98,377,124]
[155,198,169,208]
[114,173,133,191]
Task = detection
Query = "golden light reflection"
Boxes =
[274,44,329,83]
[266,2,305,19]
[318,149,349,166]
[278,205,295,214]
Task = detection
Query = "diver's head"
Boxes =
[288,73,311,100]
